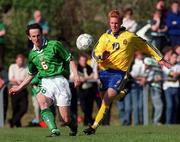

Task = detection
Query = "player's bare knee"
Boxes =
[39,101,49,110]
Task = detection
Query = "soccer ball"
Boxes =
[76,33,94,50]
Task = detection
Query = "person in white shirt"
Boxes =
[129,51,145,125]
[143,57,163,125]
[8,54,28,127]
[118,51,145,126]
[122,8,138,32]
[163,52,180,124]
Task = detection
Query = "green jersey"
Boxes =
[31,75,41,96]
[28,40,72,78]
[0,21,6,44]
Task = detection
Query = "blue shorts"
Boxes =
[99,69,126,94]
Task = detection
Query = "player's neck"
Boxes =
[35,46,42,51]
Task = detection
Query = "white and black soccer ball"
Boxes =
[76,33,94,50]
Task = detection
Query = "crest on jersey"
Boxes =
[123,39,128,45]
[39,56,44,62]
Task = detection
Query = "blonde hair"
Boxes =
[108,10,123,23]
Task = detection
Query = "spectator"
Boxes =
[143,57,163,125]
[122,8,137,32]
[28,10,49,49]
[175,45,180,63]
[162,47,173,61]
[163,52,180,124]
[151,10,168,51]
[0,64,8,122]
[0,14,6,65]
[77,54,96,126]
[175,45,180,55]
[166,1,180,47]
[117,87,131,126]
[8,54,28,127]
[155,0,167,21]
[129,51,145,125]
[28,10,49,36]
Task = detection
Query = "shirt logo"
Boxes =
[123,39,128,45]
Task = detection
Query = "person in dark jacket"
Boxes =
[166,1,180,47]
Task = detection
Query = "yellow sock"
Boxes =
[92,102,109,129]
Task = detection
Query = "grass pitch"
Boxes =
[0,125,180,142]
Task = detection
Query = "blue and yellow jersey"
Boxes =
[93,28,163,72]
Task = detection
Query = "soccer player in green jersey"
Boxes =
[9,23,81,137]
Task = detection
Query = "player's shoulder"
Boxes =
[121,30,137,38]
[47,40,63,47]
[48,40,61,45]
[99,33,108,40]
[28,51,36,62]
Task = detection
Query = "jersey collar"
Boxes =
[106,26,126,38]
[32,38,48,51]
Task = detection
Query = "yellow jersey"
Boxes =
[93,28,163,72]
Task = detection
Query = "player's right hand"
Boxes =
[9,87,20,95]
[102,51,110,60]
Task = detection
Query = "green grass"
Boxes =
[1,125,180,142]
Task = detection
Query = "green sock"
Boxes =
[41,108,57,131]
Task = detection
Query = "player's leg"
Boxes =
[83,88,117,135]
[36,93,60,137]
[58,106,77,136]
[83,69,126,135]
[31,96,40,124]
[55,76,77,136]
[93,88,116,127]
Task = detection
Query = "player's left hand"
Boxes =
[158,58,171,68]
[102,51,110,60]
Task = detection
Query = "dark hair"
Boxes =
[124,8,133,16]
[79,54,88,60]
[171,51,178,56]
[26,23,42,35]
[16,54,25,59]
[162,46,173,54]
[171,0,180,5]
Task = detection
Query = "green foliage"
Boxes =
[0,0,172,65]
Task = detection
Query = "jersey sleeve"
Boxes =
[30,74,39,85]
[28,56,38,76]
[92,34,107,63]
[133,35,163,61]
[55,41,72,62]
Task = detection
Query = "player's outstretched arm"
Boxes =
[9,74,34,95]
[70,60,81,87]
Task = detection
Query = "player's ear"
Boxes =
[28,36,32,40]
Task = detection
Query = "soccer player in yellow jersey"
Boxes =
[83,10,171,135]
